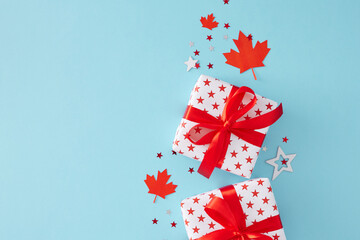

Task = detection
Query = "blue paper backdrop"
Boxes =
[0,0,359,239]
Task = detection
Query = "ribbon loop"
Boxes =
[183,85,283,178]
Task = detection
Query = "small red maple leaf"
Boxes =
[144,169,177,203]
[200,13,219,30]
[223,30,270,80]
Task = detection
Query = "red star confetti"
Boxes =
[224,23,230,29]
[195,63,200,69]
[194,49,200,56]
[224,0,230,4]
[282,136,289,143]
[223,30,270,80]
[171,221,177,227]
[144,169,177,203]
[188,167,195,174]
[152,218,158,224]
[207,63,213,69]
[157,152,163,159]
[206,35,213,41]
[200,13,219,30]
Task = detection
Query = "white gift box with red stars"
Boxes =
[173,75,279,178]
[180,178,286,240]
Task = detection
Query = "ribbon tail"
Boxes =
[197,129,231,178]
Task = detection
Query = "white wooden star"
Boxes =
[266,146,296,180]
[209,45,214,51]
[189,41,194,47]
[184,56,198,72]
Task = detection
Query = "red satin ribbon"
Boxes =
[195,185,283,240]
[183,86,283,178]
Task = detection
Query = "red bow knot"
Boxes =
[195,185,283,240]
[183,86,283,178]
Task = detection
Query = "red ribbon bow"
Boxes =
[195,185,283,240]
[183,86,283,178]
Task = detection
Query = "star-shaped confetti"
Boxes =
[282,136,289,143]
[184,56,198,71]
[224,23,230,29]
[266,146,296,180]
[171,221,177,227]
[224,0,230,4]
[189,41,194,47]
[188,167,195,174]
[194,50,200,56]
[206,35,213,41]
[152,218,158,224]
[166,209,171,215]
[207,63,213,69]
[157,152,163,159]
[262,146,267,152]
[224,34,228,40]
[209,45,214,51]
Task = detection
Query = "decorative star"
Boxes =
[157,152,163,159]
[224,23,230,29]
[266,146,296,180]
[189,41,194,47]
[262,146,267,152]
[206,35,213,41]
[195,62,200,69]
[282,136,289,143]
[209,45,214,51]
[188,167,195,174]
[166,209,171,215]
[224,34,228,40]
[184,56,198,72]
[207,63,213,69]
[194,50,200,56]
[224,0,230,4]
[171,221,177,227]
[152,218,158,224]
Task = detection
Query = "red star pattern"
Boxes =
[246,156,253,163]
[255,109,262,116]
[187,208,195,215]
[198,215,205,222]
[208,222,216,229]
[224,23,230,29]
[241,144,249,152]
[152,218,158,224]
[171,221,177,227]
[273,234,280,240]
[206,35,212,41]
[173,75,280,178]
[188,167,195,174]
[230,150,238,158]
[194,50,200,56]
[180,179,284,239]
[207,63,213,69]
[266,103,273,110]
[219,84,226,91]
[208,91,215,98]
[157,152,163,159]
[282,136,289,143]
[235,162,242,169]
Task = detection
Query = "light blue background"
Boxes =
[0,0,359,239]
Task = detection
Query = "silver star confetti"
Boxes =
[209,45,214,51]
[184,56,198,72]
[189,41,194,47]
[266,146,296,180]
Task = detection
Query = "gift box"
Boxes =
[180,178,286,240]
[173,75,283,178]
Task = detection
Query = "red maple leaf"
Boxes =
[144,169,177,203]
[223,31,270,80]
[200,13,219,30]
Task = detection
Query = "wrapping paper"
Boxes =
[180,178,286,240]
[173,75,279,178]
